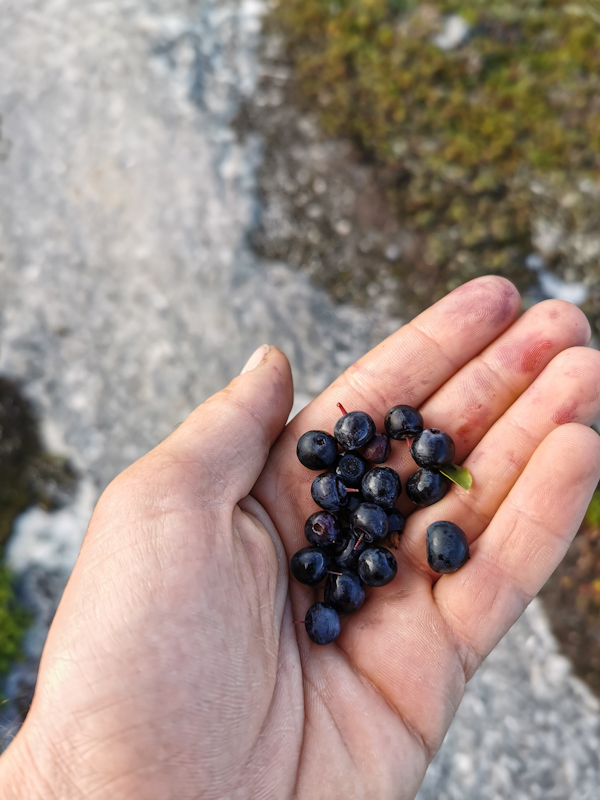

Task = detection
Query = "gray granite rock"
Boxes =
[418,601,600,800]
[0,0,398,738]
[0,0,600,795]
[0,0,397,493]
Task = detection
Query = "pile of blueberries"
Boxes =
[292,404,470,645]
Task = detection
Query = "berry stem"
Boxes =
[354,532,365,550]
[346,487,359,493]
[327,570,343,576]
[337,402,348,416]
[406,438,412,451]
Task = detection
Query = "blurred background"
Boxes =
[1,0,600,796]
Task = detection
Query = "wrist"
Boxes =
[0,723,70,800]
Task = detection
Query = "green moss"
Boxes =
[0,378,77,682]
[585,490,600,527]
[0,567,31,681]
[272,0,600,317]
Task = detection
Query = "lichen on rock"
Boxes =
[266,0,600,327]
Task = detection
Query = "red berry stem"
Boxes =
[354,532,365,551]
[327,571,342,576]
[346,487,360,493]
[337,402,348,416]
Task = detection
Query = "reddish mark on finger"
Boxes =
[518,339,553,374]
[507,450,527,471]
[446,280,516,330]
[491,283,519,325]
[552,401,579,425]
[497,338,554,374]
[455,402,489,439]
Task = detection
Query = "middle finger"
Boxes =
[391,299,589,518]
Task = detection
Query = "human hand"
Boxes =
[2,277,600,800]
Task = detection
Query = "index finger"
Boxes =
[256,276,521,552]
[295,276,520,436]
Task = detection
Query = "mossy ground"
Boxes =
[270,0,600,327]
[0,379,76,689]
[542,491,600,696]
[0,569,31,691]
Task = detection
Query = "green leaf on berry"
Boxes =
[439,464,472,492]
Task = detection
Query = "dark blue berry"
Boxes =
[351,503,389,543]
[411,428,455,470]
[361,466,401,509]
[426,521,470,574]
[386,508,405,534]
[336,451,368,488]
[304,603,341,645]
[338,491,364,524]
[360,433,391,464]
[324,569,365,613]
[304,510,341,546]
[296,430,338,470]
[358,547,398,587]
[334,411,376,451]
[311,473,349,512]
[290,547,331,585]
[329,530,366,570]
[406,468,450,507]
[384,405,424,440]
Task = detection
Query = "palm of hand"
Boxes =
[5,278,600,800]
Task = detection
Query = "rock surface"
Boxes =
[0,0,599,795]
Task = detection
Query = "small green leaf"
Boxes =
[585,490,600,527]
[440,464,473,492]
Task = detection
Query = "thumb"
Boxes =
[158,345,294,504]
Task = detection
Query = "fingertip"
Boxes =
[448,275,521,327]
[545,420,600,468]
[533,299,592,345]
[236,345,294,412]
[241,344,271,374]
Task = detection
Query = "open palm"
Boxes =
[2,277,600,800]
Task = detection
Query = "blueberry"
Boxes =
[290,547,332,585]
[334,411,376,451]
[361,466,401,509]
[324,569,365,613]
[411,428,455,470]
[338,491,364,524]
[304,603,341,645]
[304,510,341,546]
[358,546,398,587]
[386,508,405,534]
[384,405,424,440]
[329,530,366,570]
[360,433,391,464]
[311,473,349,512]
[296,430,338,470]
[426,521,470,574]
[351,503,389,543]
[336,451,368,488]
[406,468,450,507]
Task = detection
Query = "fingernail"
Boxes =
[241,344,270,374]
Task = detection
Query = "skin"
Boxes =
[1,276,600,800]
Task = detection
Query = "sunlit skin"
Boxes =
[1,277,600,800]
